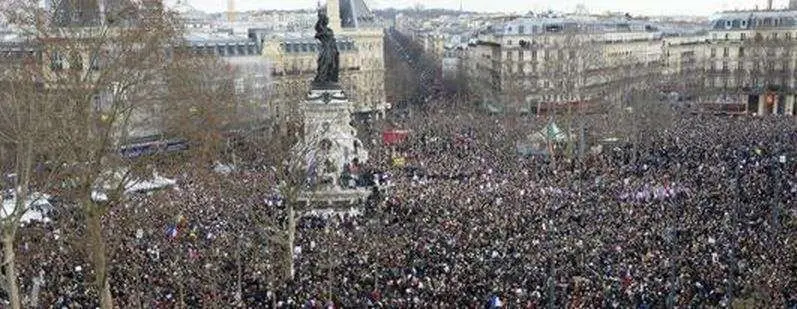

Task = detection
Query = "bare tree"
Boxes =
[0,48,70,309]
[160,53,238,161]
[232,112,307,288]
[3,1,184,307]
[385,28,442,108]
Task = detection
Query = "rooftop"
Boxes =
[492,16,663,36]
[183,31,253,45]
[709,9,797,30]
[181,30,261,56]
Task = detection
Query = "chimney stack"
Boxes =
[767,0,773,10]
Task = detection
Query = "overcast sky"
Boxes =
[176,0,790,16]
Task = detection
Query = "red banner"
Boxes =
[382,130,410,145]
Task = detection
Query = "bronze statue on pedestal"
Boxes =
[313,9,340,88]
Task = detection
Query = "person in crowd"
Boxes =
[9,107,796,308]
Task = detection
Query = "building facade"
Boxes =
[466,17,665,114]
[665,10,797,116]
[181,31,271,126]
[459,9,797,117]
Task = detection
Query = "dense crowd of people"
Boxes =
[6,106,797,307]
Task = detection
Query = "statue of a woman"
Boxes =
[314,9,340,87]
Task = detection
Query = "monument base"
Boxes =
[311,81,342,90]
[292,87,372,205]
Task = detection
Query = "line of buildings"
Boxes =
[172,0,388,125]
[397,5,797,117]
[668,9,797,115]
[1,0,388,139]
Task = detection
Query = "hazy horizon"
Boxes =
[172,0,791,17]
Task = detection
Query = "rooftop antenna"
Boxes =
[460,0,463,12]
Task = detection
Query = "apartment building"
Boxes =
[466,16,665,114]
[687,10,796,115]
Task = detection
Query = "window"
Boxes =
[787,33,792,40]
[710,48,716,58]
[531,50,537,61]
[723,47,729,57]
[725,33,730,40]
[739,47,745,57]
[519,50,524,62]
[518,25,525,34]
[740,33,746,41]
[507,40,512,46]
[49,51,64,71]
[722,61,728,72]
[235,78,245,94]
[772,33,778,40]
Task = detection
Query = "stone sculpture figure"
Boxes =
[313,8,340,87]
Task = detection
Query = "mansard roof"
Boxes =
[710,10,797,30]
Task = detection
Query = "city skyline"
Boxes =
[172,0,792,16]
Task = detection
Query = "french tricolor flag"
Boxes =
[166,225,178,239]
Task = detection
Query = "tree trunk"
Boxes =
[101,280,113,309]
[87,209,113,309]
[285,203,296,282]
[236,240,242,306]
[2,234,22,309]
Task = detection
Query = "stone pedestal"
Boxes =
[292,87,370,201]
